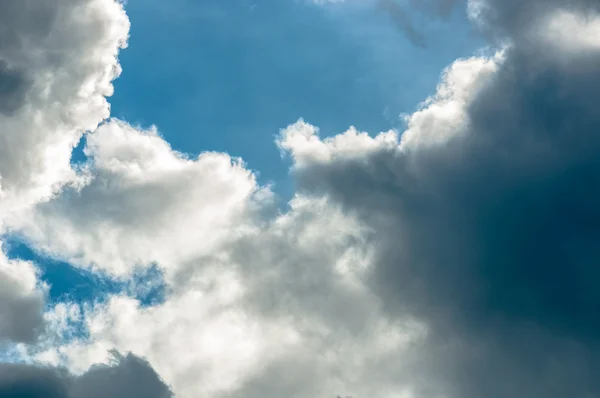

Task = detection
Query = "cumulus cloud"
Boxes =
[0,351,172,398]
[18,123,425,397]
[8,119,270,277]
[6,0,600,397]
[0,0,167,394]
[0,0,128,218]
[0,0,129,350]
[279,1,600,396]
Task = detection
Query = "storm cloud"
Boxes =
[279,1,600,397]
[0,352,172,398]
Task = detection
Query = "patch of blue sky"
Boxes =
[4,239,167,309]
[0,343,27,364]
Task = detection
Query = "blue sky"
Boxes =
[109,0,482,190]
[11,0,482,307]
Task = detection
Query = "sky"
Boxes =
[3,0,600,397]
[108,0,481,191]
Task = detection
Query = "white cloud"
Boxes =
[537,10,600,51]
[0,0,129,220]
[0,0,129,346]
[400,52,501,149]
[277,120,398,168]
[8,119,271,277]
[15,119,426,397]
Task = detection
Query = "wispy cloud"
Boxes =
[377,0,427,47]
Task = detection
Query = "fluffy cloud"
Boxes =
[0,0,175,395]
[9,119,269,277]
[0,0,128,346]
[0,0,128,218]
[0,351,172,398]
[18,122,424,397]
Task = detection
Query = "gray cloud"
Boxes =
[0,255,45,344]
[0,60,31,115]
[0,352,172,398]
[0,0,58,52]
[287,1,600,397]
[0,285,44,344]
[0,0,58,115]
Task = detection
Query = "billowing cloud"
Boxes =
[8,119,270,277]
[0,0,128,218]
[0,351,172,398]
[279,1,600,396]
[18,122,424,398]
[0,0,129,349]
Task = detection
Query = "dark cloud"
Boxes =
[290,0,600,397]
[0,60,31,115]
[0,352,173,398]
[0,263,45,344]
[0,289,43,344]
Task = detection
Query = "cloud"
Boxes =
[0,0,129,218]
[7,119,270,277]
[0,0,129,351]
[0,247,45,343]
[17,122,424,398]
[278,1,600,396]
[0,351,172,398]
[5,0,600,397]
[0,60,31,116]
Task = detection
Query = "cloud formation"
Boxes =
[0,0,128,217]
[19,123,422,397]
[280,1,600,396]
[0,352,172,398]
[4,0,600,397]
